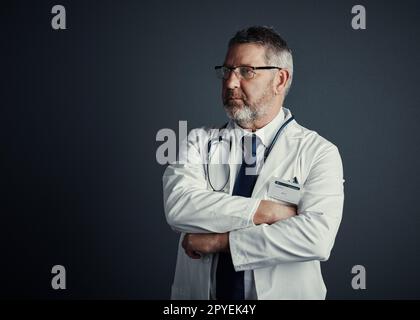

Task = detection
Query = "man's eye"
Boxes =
[241,68,253,76]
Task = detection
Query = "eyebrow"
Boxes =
[222,64,256,68]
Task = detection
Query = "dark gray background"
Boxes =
[1,0,419,299]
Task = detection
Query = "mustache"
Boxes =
[224,90,245,100]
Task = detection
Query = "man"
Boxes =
[163,26,344,300]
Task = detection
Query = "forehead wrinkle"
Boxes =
[224,44,267,67]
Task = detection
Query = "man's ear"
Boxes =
[275,69,290,95]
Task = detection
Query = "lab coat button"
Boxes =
[203,255,211,263]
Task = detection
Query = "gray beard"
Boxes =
[223,79,274,127]
[224,104,267,128]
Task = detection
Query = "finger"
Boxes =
[182,234,189,249]
[185,249,201,259]
[285,204,297,215]
[192,251,202,259]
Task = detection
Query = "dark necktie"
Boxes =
[216,134,258,300]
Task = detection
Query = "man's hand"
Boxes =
[253,200,297,225]
[181,201,295,259]
[182,233,229,259]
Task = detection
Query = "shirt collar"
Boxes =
[233,107,286,148]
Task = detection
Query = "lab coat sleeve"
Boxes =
[229,144,344,271]
[162,128,260,234]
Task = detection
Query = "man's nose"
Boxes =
[224,69,241,89]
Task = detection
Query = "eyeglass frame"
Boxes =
[214,65,282,80]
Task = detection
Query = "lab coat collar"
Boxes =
[226,107,304,140]
[251,107,305,196]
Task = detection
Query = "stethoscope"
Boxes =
[206,115,295,191]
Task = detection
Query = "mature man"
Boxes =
[163,26,344,300]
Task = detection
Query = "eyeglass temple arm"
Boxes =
[214,66,282,70]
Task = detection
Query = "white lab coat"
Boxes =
[162,107,344,300]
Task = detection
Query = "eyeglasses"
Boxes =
[215,65,282,80]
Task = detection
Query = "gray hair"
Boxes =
[228,26,294,95]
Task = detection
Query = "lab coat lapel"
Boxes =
[252,120,305,197]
